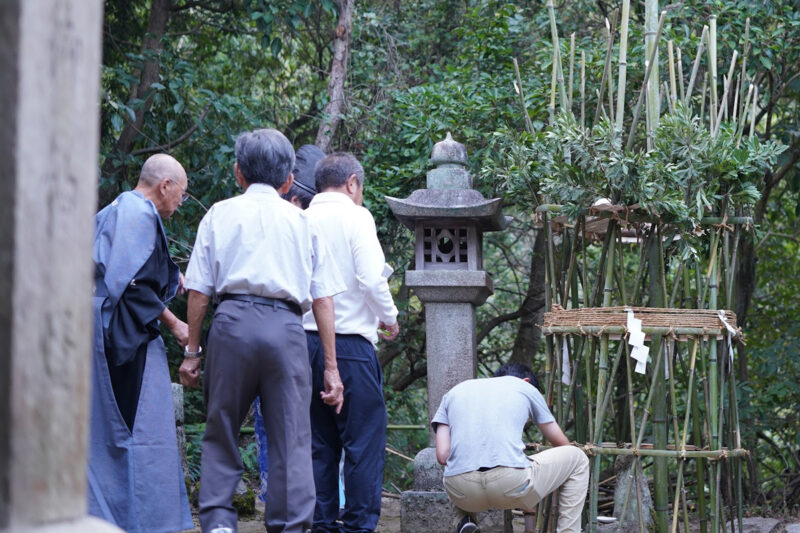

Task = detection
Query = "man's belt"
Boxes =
[220,294,302,316]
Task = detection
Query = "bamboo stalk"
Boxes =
[749,84,758,139]
[615,0,632,134]
[626,10,667,151]
[709,15,718,133]
[668,40,678,111]
[685,25,709,107]
[594,15,617,125]
[569,33,576,111]
[738,19,751,125]
[736,83,754,146]
[546,0,569,112]
[513,57,535,134]
[671,339,700,533]
[677,46,686,103]
[645,1,661,151]
[581,50,586,130]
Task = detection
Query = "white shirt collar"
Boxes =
[310,191,355,206]
[244,183,280,196]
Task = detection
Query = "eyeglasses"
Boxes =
[168,179,190,203]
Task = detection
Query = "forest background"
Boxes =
[99,0,800,513]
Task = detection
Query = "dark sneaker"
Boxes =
[456,515,480,533]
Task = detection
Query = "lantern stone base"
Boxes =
[400,448,511,533]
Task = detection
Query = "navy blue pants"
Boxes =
[307,332,387,533]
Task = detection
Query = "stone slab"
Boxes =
[726,517,781,533]
[406,269,494,305]
[400,491,509,533]
[413,447,445,490]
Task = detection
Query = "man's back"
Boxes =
[302,191,396,343]
[433,376,555,476]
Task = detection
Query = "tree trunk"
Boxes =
[315,0,354,153]
[509,228,547,365]
[100,0,171,206]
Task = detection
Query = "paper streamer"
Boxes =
[561,338,572,386]
[626,309,649,374]
[718,310,736,364]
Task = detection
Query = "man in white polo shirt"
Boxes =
[179,129,346,533]
[433,363,589,533]
[303,152,400,533]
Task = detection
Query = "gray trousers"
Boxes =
[199,299,314,533]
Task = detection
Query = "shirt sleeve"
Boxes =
[431,393,450,431]
[527,386,556,425]
[351,208,399,325]
[184,212,216,296]
[309,227,347,300]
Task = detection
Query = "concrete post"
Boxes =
[0,1,120,531]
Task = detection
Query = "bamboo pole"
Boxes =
[668,40,678,111]
[589,221,617,533]
[648,227,669,533]
[615,0,632,134]
[709,15,718,133]
[645,0,661,151]
[568,33,576,111]
[685,25,708,107]
[749,84,758,139]
[626,10,667,151]
[677,46,686,103]
[671,339,700,533]
[546,0,569,112]
[513,57,535,135]
[594,15,617,125]
[583,445,748,459]
[738,19,751,125]
[581,51,586,130]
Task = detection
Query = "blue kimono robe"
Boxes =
[88,190,193,532]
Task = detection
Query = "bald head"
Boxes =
[138,154,186,187]
[135,154,188,219]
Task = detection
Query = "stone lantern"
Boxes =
[385,133,509,533]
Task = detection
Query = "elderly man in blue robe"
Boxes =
[88,153,194,533]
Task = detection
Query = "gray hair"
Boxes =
[314,152,364,192]
[234,129,295,187]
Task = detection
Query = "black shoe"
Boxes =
[456,515,480,533]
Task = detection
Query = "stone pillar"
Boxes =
[0,1,120,531]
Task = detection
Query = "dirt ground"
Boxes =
[185,495,534,532]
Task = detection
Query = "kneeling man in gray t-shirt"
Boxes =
[432,363,589,533]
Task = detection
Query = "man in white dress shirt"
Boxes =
[179,129,346,533]
[303,153,400,533]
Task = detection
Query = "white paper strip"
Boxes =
[561,338,572,385]
[626,309,650,374]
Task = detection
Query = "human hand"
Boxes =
[320,368,344,414]
[179,356,202,388]
[177,272,187,296]
[170,319,189,348]
[378,321,399,341]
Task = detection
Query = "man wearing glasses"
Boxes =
[88,153,194,533]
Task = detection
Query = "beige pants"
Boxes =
[443,446,590,533]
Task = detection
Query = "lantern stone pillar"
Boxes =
[0,1,120,531]
[386,134,510,533]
